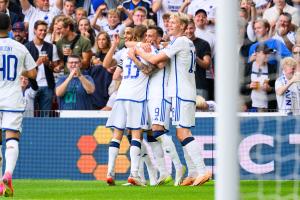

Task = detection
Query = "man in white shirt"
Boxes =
[20,0,63,41]
[25,20,61,117]
[263,0,299,27]
[0,13,37,197]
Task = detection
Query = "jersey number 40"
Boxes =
[0,54,18,81]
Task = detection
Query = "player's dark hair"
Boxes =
[0,13,11,31]
[34,20,48,30]
[148,25,164,38]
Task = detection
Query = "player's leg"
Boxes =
[106,128,123,185]
[147,133,171,185]
[180,147,198,186]
[106,101,127,185]
[1,112,23,197]
[173,99,211,186]
[152,100,185,186]
[141,140,158,186]
[128,129,145,186]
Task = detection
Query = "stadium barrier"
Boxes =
[13,111,300,181]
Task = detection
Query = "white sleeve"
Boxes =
[246,22,256,42]
[162,38,183,59]
[24,50,37,71]
[23,5,35,20]
[52,45,60,62]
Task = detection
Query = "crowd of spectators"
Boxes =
[1,0,300,115]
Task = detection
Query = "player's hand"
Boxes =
[127,47,136,60]
[141,43,151,53]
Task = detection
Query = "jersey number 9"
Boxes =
[0,54,18,81]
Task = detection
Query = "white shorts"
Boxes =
[171,97,196,128]
[148,98,171,130]
[106,100,148,130]
[0,111,23,132]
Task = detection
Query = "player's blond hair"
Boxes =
[170,12,189,30]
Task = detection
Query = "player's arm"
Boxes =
[128,48,157,75]
[22,68,37,79]
[135,48,169,69]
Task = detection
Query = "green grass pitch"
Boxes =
[8,180,299,199]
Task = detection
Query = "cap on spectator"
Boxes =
[195,9,207,17]
[255,0,268,8]
[255,44,274,54]
[12,22,25,31]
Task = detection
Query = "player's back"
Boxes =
[0,38,35,111]
[163,36,197,101]
[116,48,150,102]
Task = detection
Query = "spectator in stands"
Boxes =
[86,31,114,109]
[25,20,61,116]
[56,16,92,70]
[75,7,87,23]
[293,45,300,71]
[77,17,96,46]
[248,18,292,65]
[91,6,131,39]
[20,0,63,41]
[275,57,300,114]
[90,4,108,35]
[271,12,296,51]
[20,76,38,117]
[185,19,212,100]
[241,44,277,112]
[132,6,147,26]
[44,15,64,44]
[263,0,299,27]
[152,0,183,32]
[12,22,28,44]
[0,0,23,25]
[63,0,76,18]
[121,0,152,20]
[56,55,95,110]
[180,0,216,33]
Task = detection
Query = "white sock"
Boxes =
[183,138,206,176]
[138,157,145,183]
[5,139,19,175]
[130,139,141,177]
[142,142,157,185]
[148,141,168,177]
[107,139,120,176]
[0,144,2,179]
[183,147,198,178]
[160,135,182,171]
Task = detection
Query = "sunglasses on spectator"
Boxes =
[293,51,300,55]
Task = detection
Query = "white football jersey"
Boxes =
[0,38,36,111]
[116,48,151,102]
[162,36,197,101]
[148,47,170,100]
